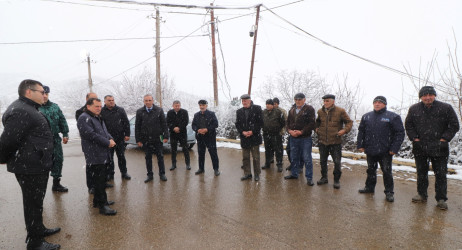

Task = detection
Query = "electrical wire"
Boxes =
[94,22,210,87]
[261,4,437,85]
[0,35,208,45]
[215,17,232,100]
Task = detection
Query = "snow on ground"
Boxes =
[216,139,462,182]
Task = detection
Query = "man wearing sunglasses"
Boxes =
[0,79,61,249]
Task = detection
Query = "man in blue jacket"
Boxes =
[78,98,117,216]
[357,96,405,202]
[191,100,220,176]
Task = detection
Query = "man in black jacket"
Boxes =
[235,94,263,181]
[284,93,316,185]
[135,94,169,183]
[191,100,220,176]
[78,98,117,216]
[101,95,131,181]
[357,96,405,202]
[262,99,285,172]
[0,79,61,249]
[166,100,191,170]
[405,86,459,210]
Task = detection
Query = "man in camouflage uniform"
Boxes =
[39,85,70,192]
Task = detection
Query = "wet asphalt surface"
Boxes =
[1,141,462,249]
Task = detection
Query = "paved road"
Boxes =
[1,141,462,249]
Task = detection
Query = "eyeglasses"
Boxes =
[30,88,45,95]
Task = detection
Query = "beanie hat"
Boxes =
[373,96,387,105]
[419,86,437,98]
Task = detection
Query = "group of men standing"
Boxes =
[0,79,460,249]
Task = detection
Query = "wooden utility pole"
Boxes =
[155,8,162,108]
[248,5,261,95]
[86,53,93,92]
[210,3,219,106]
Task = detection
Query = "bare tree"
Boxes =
[258,69,327,110]
[435,34,462,120]
[330,74,363,120]
[111,67,176,114]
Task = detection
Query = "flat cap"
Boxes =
[322,94,335,100]
[240,94,251,99]
[294,93,305,99]
[198,99,208,105]
[43,86,50,94]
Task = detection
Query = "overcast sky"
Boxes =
[1,0,461,108]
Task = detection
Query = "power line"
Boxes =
[261,4,437,85]
[95,22,210,87]
[83,0,260,10]
[0,35,208,45]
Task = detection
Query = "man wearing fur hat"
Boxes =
[315,94,353,189]
[405,86,459,210]
[357,96,405,202]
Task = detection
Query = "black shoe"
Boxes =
[386,193,394,202]
[43,227,61,237]
[307,179,314,186]
[284,175,298,180]
[261,165,270,169]
[160,175,167,181]
[195,169,204,175]
[270,159,274,163]
[277,165,283,172]
[241,165,244,169]
[88,188,94,194]
[27,239,61,250]
[186,165,191,170]
[358,187,374,193]
[254,175,260,181]
[121,173,131,180]
[107,175,114,181]
[93,201,115,208]
[170,165,177,171]
[214,170,221,176]
[144,176,153,183]
[52,178,68,192]
[317,177,328,185]
[99,205,117,216]
[286,166,292,171]
[333,181,340,189]
[105,183,114,188]
[241,174,252,181]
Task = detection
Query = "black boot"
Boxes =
[27,238,61,250]
[52,178,68,192]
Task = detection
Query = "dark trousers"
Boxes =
[319,143,342,181]
[365,154,394,194]
[86,164,94,189]
[89,164,108,208]
[108,140,128,177]
[50,137,64,179]
[415,155,448,201]
[263,133,283,166]
[15,173,49,241]
[170,134,190,166]
[242,145,261,176]
[197,137,219,171]
[143,141,166,177]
